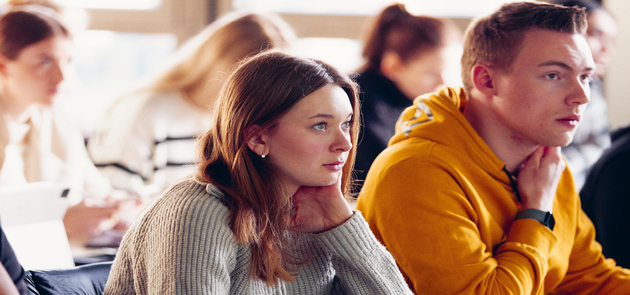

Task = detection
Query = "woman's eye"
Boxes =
[41,58,52,67]
[580,74,592,83]
[341,120,352,129]
[313,122,326,131]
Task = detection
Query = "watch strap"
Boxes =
[515,208,555,230]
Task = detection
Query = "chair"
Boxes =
[24,261,112,295]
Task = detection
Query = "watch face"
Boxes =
[544,212,555,231]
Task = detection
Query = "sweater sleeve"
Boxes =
[312,211,414,295]
[357,160,558,294]
[105,183,238,294]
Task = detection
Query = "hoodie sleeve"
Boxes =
[356,158,558,294]
[551,192,630,294]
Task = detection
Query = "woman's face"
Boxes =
[261,84,353,194]
[392,47,448,100]
[1,35,73,107]
[585,9,617,77]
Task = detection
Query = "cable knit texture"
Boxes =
[104,178,412,294]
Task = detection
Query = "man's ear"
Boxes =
[380,52,403,81]
[471,64,496,96]
[244,125,267,157]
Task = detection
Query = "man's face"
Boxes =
[491,29,595,148]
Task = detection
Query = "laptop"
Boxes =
[0,182,74,270]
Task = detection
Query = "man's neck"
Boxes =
[463,93,538,173]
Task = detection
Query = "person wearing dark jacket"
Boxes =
[581,125,630,269]
[353,3,459,192]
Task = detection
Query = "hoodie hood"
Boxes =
[390,86,511,186]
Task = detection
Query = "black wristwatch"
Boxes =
[515,208,555,230]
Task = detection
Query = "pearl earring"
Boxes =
[261,153,266,159]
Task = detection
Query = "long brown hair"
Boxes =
[196,50,360,284]
[360,3,449,72]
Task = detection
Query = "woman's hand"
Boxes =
[63,200,120,237]
[517,146,566,212]
[290,177,353,234]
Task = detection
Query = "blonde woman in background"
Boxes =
[88,10,294,197]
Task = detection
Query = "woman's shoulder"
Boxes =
[157,178,230,215]
[131,178,235,246]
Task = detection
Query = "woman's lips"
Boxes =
[323,161,345,171]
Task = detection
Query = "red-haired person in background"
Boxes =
[353,3,460,191]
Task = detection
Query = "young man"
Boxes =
[356,2,630,294]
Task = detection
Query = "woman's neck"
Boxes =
[0,92,33,123]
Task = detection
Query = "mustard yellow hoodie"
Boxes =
[355,87,630,294]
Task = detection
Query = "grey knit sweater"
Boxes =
[104,178,413,294]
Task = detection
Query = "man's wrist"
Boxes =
[515,208,555,230]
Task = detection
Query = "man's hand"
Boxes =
[290,177,353,234]
[517,146,566,212]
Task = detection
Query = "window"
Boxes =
[233,0,522,18]
[56,0,162,10]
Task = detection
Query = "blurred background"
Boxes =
[14,0,628,138]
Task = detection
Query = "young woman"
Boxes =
[0,6,120,236]
[354,3,460,191]
[88,10,295,197]
[105,50,413,294]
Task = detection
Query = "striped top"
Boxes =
[104,178,413,295]
[88,92,212,196]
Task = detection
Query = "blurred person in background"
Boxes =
[581,123,630,268]
[88,10,295,197]
[353,3,460,191]
[0,4,127,238]
[552,0,618,190]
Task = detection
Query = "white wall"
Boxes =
[604,0,630,129]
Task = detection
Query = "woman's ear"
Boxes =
[471,64,496,96]
[244,125,267,157]
[0,54,9,76]
[380,52,403,81]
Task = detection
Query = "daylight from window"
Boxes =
[55,0,162,10]
[233,0,522,17]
